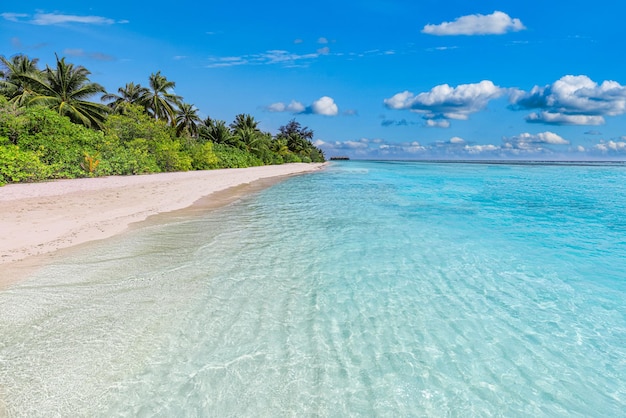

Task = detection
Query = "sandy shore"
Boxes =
[0,163,325,270]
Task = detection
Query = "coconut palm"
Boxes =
[230,113,260,132]
[0,54,41,106]
[145,71,181,125]
[175,103,201,137]
[199,117,236,145]
[101,82,149,114]
[24,55,109,129]
[233,125,262,153]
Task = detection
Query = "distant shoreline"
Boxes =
[0,163,326,287]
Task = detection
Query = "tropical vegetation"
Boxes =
[0,53,325,186]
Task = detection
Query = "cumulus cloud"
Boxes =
[267,96,339,116]
[463,144,499,154]
[314,138,380,155]
[266,100,306,113]
[310,96,339,116]
[422,11,525,36]
[2,12,123,25]
[510,75,626,125]
[502,131,569,151]
[314,134,580,159]
[594,140,626,153]
[384,80,504,122]
[425,119,451,128]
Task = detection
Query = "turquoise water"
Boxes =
[1,161,626,416]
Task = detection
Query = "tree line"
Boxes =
[0,54,325,185]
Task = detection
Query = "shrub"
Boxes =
[212,143,263,168]
[0,145,51,185]
[187,141,219,170]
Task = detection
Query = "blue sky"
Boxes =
[3,1,626,160]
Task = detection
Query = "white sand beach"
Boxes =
[0,163,325,271]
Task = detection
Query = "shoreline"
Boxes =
[0,163,326,287]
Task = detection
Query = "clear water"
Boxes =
[1,161,625,417]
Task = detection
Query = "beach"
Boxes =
[0,163,325,272]
[1,161,625,415]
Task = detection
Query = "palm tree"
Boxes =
[230,113,260,132]
[101,82,149,114]
[199,117,236,145]
[233,126,262,153]
[229,113,263,151]
[175,103,201,137]
[24,55,109,129]
[145,71,181,125]
[0,54,41,107]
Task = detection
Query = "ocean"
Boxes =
[1,160,625,416]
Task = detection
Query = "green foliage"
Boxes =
[212,143,263,168]
[145,71,181,125]
[101,82,150,114]
[0,54,41,107]
[1,54,324,185]
[0,145,51,185]
[187,141,219,170]
[96,144,160,176]
[104,104,171,144]
[276,119,325,162]
[23,55,110,129]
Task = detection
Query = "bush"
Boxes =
[187,141,219,170]
[97,145,160,175]
[0,145,51,185]
[212,143,263,168]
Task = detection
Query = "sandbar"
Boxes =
[0,163,326,284]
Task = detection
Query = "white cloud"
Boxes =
[594,140,626,153]
[504,131,569,148]
[1,12,28,22]
[32,13,115,25]
[426,46,459,52]
[317,37,329,44]
[384,80,504,121]
[2,11,124,25]
[316,136,573,159]
[317,46,330,55]
[207,49,320,68]
[266,100,306,113]
[311,96,339,116]
[422,11,525,36]
[463,144,499,154]
[511,75,626,125]
[525,112,605,125]
[425,119,451,128]
[266,97,338,116]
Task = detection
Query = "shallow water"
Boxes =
[1,161,625,416]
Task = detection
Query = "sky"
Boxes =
[3,0,626,160]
